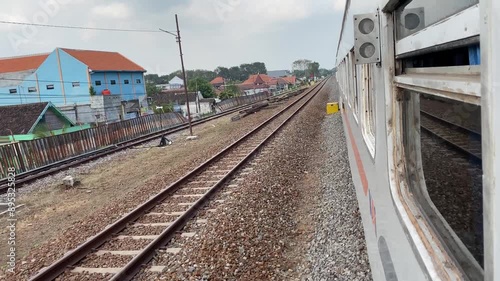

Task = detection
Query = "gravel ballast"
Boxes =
[3,94,305,280]
[134,79,372,281]
[307,80,372,281]
[7,80,373,280]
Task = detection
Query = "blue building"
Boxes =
[0,48,147,123]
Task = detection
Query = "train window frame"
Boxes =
[394,66,481,106]
[350,50,359,123]
[360,64,376,157]
[399,88,483,279]
[395,4,480,57]
[379,3,485,279]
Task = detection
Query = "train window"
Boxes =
[350,51,359,121]
[396,0,478,39]
[401,89,483,279]
[360,64,375,155]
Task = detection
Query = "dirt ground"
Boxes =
[0,97,300,278]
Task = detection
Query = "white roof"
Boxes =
[169,76,184,85]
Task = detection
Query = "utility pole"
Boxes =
[160,14,193,136]
[175,15,193,136]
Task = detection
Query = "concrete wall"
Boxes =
[180,101,214,118]
[90,95,122,123]
[59,104,95,124]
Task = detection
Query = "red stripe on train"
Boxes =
[343,111,369,196]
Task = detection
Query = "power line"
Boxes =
[0,20,164,33]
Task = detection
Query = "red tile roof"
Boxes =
[282,76,297,84]
[210,76,225,85]
[62,48,146,72]
[242,74,272,85]
[0,54,50,74]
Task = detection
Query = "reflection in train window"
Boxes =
[396,0,478,39]
[402,90,483,279]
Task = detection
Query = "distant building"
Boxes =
[150,89,215,118]
[238,73,297,95]
[0,48,147,124]
[168,76,184,89]
[267,70,291,78]
[210,76,225,90]
[0,102,90,143]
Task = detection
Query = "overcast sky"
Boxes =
[0,0,346,75]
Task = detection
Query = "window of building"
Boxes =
[46,85,55,90]
[9,89,17,94]
[28,87,37,93]
[72,82,80,87]
[136,79,142,84]
[124,80,130,85]
[110,80,116,85]
[95,81,102,86]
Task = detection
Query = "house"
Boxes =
[168,76,184,89]
[210,76,225,89]
[267,70,290,78]
[237,73,299,95]
[0,48,147,124]
[150,89,215,118]
[269,77,293,91]
[0,102,91,143]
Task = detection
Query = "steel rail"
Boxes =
[112,79,327,281]
[28,79,327,281]
[420,110,481,138]
[420,110,482,162]
[0,95,284,193]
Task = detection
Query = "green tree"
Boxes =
[89,86,96,96]
[187,78,215,98]
[308,62,320,79]
[146,83,158,96]
[219,83,241,100]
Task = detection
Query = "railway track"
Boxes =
[420,110,482,162]
[28,79,328,281]
[0,94,291,194]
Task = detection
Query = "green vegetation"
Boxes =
[292,59,333,79]
[153,102,175,114]
[146,82,158,96]
[219,83,241,100]
[145,62,268,86]
[187,78,215,98]
[89,86,96,96]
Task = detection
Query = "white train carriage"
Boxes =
[336,0,498,280]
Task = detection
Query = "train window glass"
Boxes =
[402,89,483,279]
[396,0,478,39]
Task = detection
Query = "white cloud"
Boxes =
[92,2,132,19]
[0,0,342,73]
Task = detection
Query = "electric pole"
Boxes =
[160,14,193,136]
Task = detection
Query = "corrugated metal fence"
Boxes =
[0,113,185,179]
[216,92,270,112]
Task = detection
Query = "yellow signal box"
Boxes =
[327,102,339,115]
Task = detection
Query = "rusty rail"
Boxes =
[420,110,482,162]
